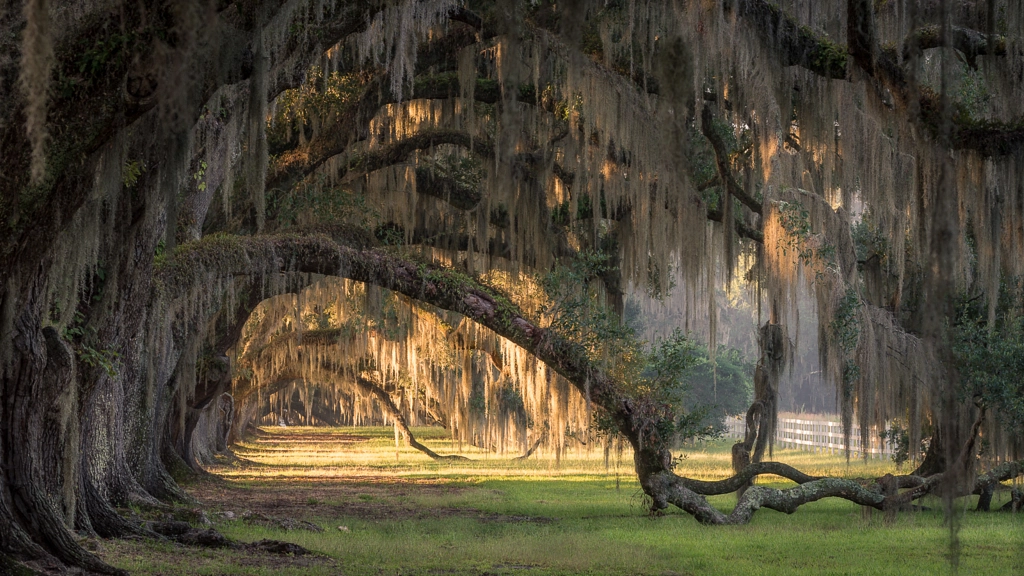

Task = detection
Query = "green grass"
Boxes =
[103,427,1024,575]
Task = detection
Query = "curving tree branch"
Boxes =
[158,231,1024,524]
[657,473,887,525]
[700,106,763,214]
[678,461,821,495]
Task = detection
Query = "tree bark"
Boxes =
[3,300,125,574]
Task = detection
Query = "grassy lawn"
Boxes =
[103,427,1024,575]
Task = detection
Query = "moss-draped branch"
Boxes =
[157,231,1024,522]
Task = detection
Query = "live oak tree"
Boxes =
[1,0,1023,573]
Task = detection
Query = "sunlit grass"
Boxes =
[104,426,1024,575]
[227,426,903,480]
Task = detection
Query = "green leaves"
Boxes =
[122,159,145,189]
[776,198,839,274]
[77,32,134,79]
[777,200,812,243]
[267,68,362,149]
[78,345,120,378]
[62,311,120,377]
[641,329,703,399]
[879,423,912,468]
[427,153,484,192]
[830,287,862,353]
[539,251,628,363]
[951,298,1024,434]
[852,215,891,269]
[538,251,734,446]
[680,345,755,421]
[192,160,207,192]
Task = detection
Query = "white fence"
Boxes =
[724,413,894,459]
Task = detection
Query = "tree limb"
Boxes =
[725,0,848,80]
[353,377,469,461]
[700,106,763,216]
[513,435,546,461]
[903,25,1007,68]
[679,461,821,495]
[706,206,764,243]
[653,472,885,525]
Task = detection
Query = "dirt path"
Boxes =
[189,475,552,524]
[189,430,551,524]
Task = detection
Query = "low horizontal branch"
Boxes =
[903,25,1007,67]
[679,461,820,495]
[726,0,848,80]
[654,471,884,525]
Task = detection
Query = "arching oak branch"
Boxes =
[159,231,1024,525]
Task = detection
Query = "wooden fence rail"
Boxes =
[724,413,894,459]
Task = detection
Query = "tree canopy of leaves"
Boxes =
[951,286,1024,434]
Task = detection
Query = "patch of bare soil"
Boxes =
[101,538,336,574]
[188,476,553,524]
[232,551,332,571]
